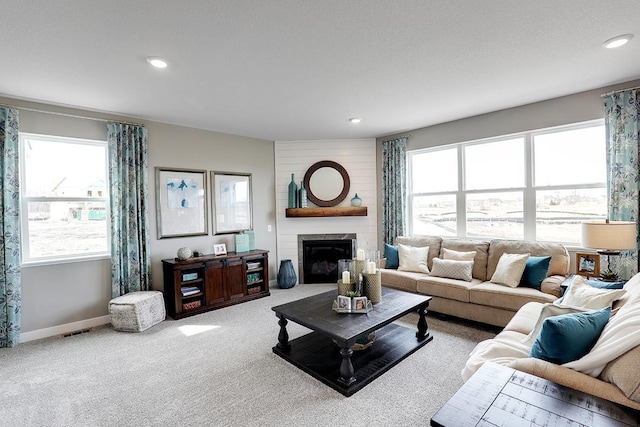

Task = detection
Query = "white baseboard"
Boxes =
[20,315,111,343]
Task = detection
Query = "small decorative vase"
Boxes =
[351,193,362,207]
[299,181,308,208]
[177,247,192,260]
[277,259,297,289]
[288,174,298,208]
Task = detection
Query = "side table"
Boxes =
[431,362,639,426]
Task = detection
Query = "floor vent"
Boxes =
[62,328,92,338]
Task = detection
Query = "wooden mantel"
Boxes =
[285,207,368,218]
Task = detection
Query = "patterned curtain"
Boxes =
[382,137,407,244]
[0,107,21,347]
[107,123,151,297]
[603,89,640,279]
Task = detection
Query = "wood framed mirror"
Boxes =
[303,160,350,207]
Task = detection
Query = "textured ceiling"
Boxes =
[1,1,639,141]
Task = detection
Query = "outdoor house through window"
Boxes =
[408,120,607,245]
[20,133,110,263]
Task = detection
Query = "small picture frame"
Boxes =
[352,296,368,311]
[337,295,351,310]
[576,252,599,277]
[213,243,227,256]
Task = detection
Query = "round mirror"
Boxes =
[303,160,350,207]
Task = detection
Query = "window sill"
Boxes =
[21,254,110,268]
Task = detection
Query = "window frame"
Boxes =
[408,119,606,245]
[19,132,111,266]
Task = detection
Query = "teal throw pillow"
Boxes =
[586,279,625,290]
[384,243,399,269]
[520,256,551,290]
[529,306,611,364]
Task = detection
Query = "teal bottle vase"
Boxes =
[277,259,297,289]
[351,193,362,207]
[299,181,308,208]
[288,174,298,208]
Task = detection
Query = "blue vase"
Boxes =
[288,174,298,208]
[277,259,297,289]
[351,193,362,207]
[299,181,308,208]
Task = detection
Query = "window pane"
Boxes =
[412,195,456,236]
[26,201,108,258]
[534,126,606,186]
[411,148,457,193]
[466,192,523,239]
[23,137,106,197]
[464,138,524,190]
[536,188,607,244]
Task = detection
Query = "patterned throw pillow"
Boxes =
[430,258,473,281]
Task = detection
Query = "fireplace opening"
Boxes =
[303,239,354,284]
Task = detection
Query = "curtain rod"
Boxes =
[382,134,411,143]
[601,85,640,98]
[0,102,145,127]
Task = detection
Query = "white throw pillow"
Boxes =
[430,258,473,281]
[442,248,477,261]
[397,244,429,274]
[521,303,588,346]
[555,275,626,310]
[490,253,530,287]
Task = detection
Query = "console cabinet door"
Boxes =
[205,260,225,305]
[225,258,245,300]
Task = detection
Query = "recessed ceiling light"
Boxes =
[602,34,633,49]
[349,118,362,124]
[146,56,168,68]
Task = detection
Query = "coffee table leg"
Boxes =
[338,347,356,387]
[416,302,430,341]
[276,314,290,352]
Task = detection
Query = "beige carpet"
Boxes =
[0,283,497,426]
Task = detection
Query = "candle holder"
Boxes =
[337,259,355,295]
[363,270,382,303]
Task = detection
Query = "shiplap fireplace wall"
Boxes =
[274,139,378,283]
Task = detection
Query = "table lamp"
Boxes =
[581,219,637,281]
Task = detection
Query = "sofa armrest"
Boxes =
[507,358,640,410]
[541,275,566,298]
[380,258,387,269]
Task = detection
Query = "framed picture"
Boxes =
[213,243,227,256]
[211,171,253,235]
[155,167,208,239]
[576,252,600,277]
[337,295,351,310]
[353,296,368,311]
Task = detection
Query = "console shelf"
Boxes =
[285,207,367,217]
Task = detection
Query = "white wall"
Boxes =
[2,96,277,341]
[274,140,378,281]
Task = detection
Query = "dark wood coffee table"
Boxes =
[271,287,433,396]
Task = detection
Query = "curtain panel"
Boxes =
[382,137,407,245]
[107,123,151,297]
[0,107,21,347]
[604,89,640,279]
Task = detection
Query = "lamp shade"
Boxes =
[581,221,637,251]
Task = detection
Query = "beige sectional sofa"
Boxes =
[381,236,570,327]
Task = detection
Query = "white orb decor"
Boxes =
[177,247,193,260]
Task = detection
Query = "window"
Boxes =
[20,133,109,263]
[408,121,607,245]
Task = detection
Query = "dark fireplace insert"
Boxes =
[302,239,354,284]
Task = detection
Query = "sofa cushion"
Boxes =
[487,239,569,281]
[470,282,556,312]
[490,253,530,287]
[529,307,611,365]
[397,244,429,273]
[384,243,399,269]
[380,269,422,293]
[441,238,490,281]
[600,345,640,402]
[395,236,442,270]
[430,258,473,281]
[417,276,480,303]
[520,256,551,290]
[556,275,626,310]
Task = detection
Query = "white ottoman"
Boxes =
[109,291,166,332]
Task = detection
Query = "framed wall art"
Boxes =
[576,252,600,277]
[155,167,208,238]
[211,171,253,235]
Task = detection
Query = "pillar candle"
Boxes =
[342,270,350,283]
[356,249,365,260]
[367,261,376,274]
